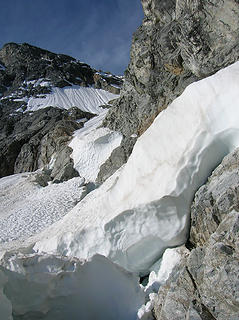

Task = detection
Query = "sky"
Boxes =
[0,0,144,75]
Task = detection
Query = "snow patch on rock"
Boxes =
[21,85,118,114]
[70,111,123,182]
[137,246,189,319]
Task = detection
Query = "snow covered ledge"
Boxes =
[34,62,239,274]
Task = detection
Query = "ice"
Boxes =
[31,62,239,274]
[0,252,145,320]
[21,85,118,114]
[69,110,122,182]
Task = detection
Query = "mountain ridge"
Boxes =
[0,42,122,181]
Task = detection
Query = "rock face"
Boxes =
[190,148,239,247]
[0,43,122,181]
[0,106,93,181]
[153,149,239,320]
[101,0,239,177]
[0,43,122,95]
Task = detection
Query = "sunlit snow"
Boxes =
[70,111,122,182]
[22,85,118,114]
[0,173,86,246]
[31,61,239,274]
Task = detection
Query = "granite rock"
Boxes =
[153,149,239,320]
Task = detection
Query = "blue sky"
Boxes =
[0,0,144,75]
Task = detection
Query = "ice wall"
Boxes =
[0,252,144,320]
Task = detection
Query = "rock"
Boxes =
[50,146,80,184]
[153,149,239,320]
[103,0,239,166]
[154,213,239,320]
[34,171,52,187]
[0,42,123,182]
[97,136,136,183]
[190,147,239,247]
[0,106,93,181]
[0,42,123,100]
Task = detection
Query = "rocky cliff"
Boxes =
[153,149,239,320]
[99,0,239,182]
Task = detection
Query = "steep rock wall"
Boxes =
[153,148,239,320]
[100,0,239,181]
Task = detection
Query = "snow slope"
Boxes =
[0,173,86,245]
[70,111,122,182]
[28,61,239,274]
[19,85,118,114]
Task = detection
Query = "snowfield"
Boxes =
[0,173,86,245]
[20,85,118,113]
[1,62,239,319]
[70,110,123,182]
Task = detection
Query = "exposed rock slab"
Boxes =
[190,147,239,247]
[153,149,239,320]
[0,106,92,180]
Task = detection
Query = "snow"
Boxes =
[0,173,86,246]
[20,85,118,113]
[1,59,239,320]
[23,79,51,87]
[2,62,239,320]
[0,252,144,320]
[137,246,189,319]
[31,61,239,274]
[70,110,122,182]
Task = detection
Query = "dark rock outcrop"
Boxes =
[0,43,122,95]
[0,43,123,181]
[0,106,94,180]
[102,0,239,176]
[153,148,239,320]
